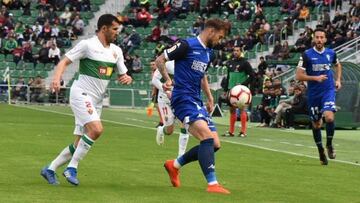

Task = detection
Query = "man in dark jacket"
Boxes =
[284,84,308,128]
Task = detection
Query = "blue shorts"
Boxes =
[171,96,216,132]
[307,90,336,121]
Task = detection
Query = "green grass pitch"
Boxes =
[1,104,360,203]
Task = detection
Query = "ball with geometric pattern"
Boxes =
[229,85,252,109]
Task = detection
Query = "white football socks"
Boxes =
[67,134,94,169]
[48,144,75,171]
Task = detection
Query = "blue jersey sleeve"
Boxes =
[164,40,189,61]
[298,52,309,70]
[332,52,338,64]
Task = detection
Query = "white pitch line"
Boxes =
[17,105,360,167]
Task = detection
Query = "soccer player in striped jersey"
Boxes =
[41,14,132,185]
[296,27,342,165]
[156,19,231,194]
[152,60,190,157]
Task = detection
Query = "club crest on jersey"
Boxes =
[326,54,330,62]
[112,51,117,59]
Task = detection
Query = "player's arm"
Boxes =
[243,61,255,86]
[333,54,342,90]
[155,40,189,90]
[201,75,214,113]
[51,40,88,92]
[51,57,72,93]
[151,69,164,91]
[295,54,328,82]
[116,48,132,85]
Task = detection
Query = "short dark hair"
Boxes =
[314,27,326,34]
[204,18,231,34]
[97,14,121,31]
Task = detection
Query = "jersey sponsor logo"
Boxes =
[192,51,201,55]
[98,66,113,76]
[312,64,331,71]
[191,60,207,73]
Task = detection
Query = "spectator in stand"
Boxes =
[48,43,61,64]
[349,3,360,17]
[258,85,272,127]
[330,32,346,48]
[59,7,72,26]
[30,75,46,103]
[41,22,52,41]
[278,41,290,60]
[12,44,23,64]
[124,29,141,54]
[267,40,281,60]
[147,22,161,42]
[36,8,47,25]
[291,33,310,52]
[280,0,294,14]
[238,4,252,21]
[12,77,27,101]
[32,21,43,38]
[257,56,268,76]
[37,44,50,64]
[3,36,17,55]
[298,5,310,21]
[71,15,84,35]
[131,55,143,73]
[284,85,308,129]
[130,0,140,8]
[22,41,34,63]
[136,7,152,27]
[45,6,58,25]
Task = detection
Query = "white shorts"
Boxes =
[158,101,175,127]
[70,87,102,135]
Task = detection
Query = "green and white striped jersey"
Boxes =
[66,36,127,101]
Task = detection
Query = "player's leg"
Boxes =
[40,124,82,185]
[63,92,102,185]
[156,102,174,145]
[309,102,327,165]
[178,122,189,157]
[239,107,247,137]
[187,120,229,194]
[324,110,336,159]
[322,91,337,159]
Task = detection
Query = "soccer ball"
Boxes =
[229,85,252,108]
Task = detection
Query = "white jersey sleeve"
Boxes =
[65,40,87,62]
[152,69,163,91]
[165,61,175,75]
[115,47,128,75]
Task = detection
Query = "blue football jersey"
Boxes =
[164,37,212,102]
[298,47,338,97]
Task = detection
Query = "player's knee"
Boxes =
[91,125,103,137]
[324,116,334,123]
[165,125,175,134]
[312,122,321,129]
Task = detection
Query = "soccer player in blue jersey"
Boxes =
[296,27,342,165]
[155,19,231,194]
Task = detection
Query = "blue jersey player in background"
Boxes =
[296,27,342,165]
[155,19,231,194]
